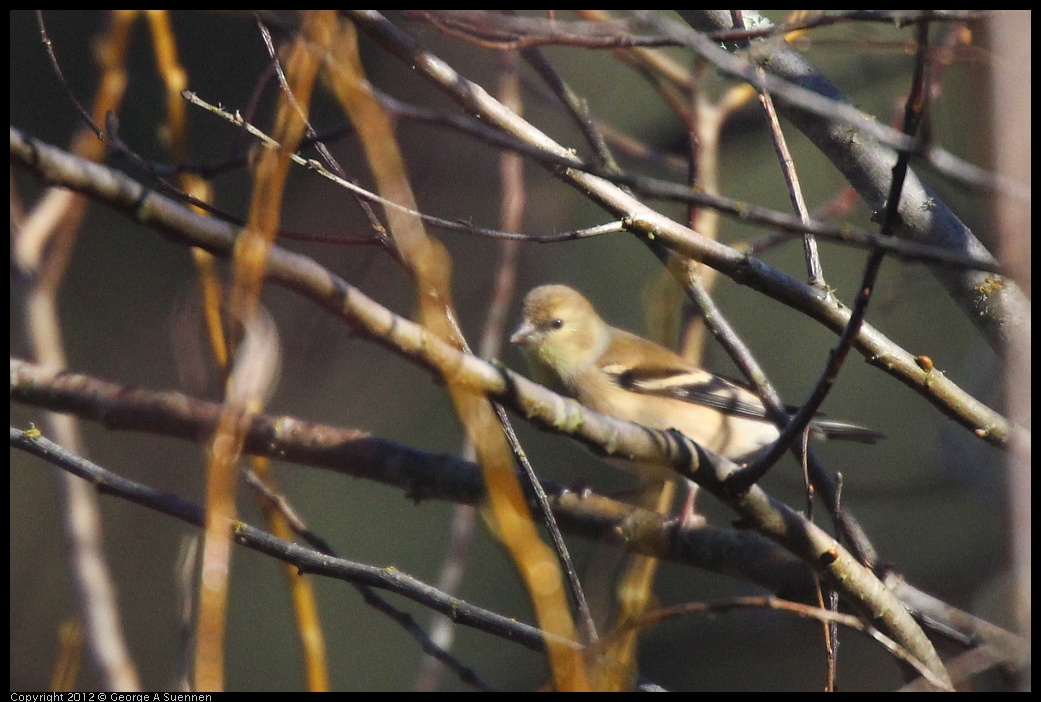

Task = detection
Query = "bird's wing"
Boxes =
[601,363,772,422]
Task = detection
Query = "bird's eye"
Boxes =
[550,318,564,330]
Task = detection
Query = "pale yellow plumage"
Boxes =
[510,285,881,473]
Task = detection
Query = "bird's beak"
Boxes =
[509,321,535,347]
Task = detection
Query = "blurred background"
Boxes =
[10,11,1022,691]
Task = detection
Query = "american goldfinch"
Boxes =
[510,284,882,471]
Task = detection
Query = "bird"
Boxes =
[509,284,882,479]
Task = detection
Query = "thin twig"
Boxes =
[604,594,953,691]
[730,17,936,492]
[10,426,551,687]
[176,88,1006,273]
[754,65,824,287]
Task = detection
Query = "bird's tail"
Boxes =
[811,418,885,444]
